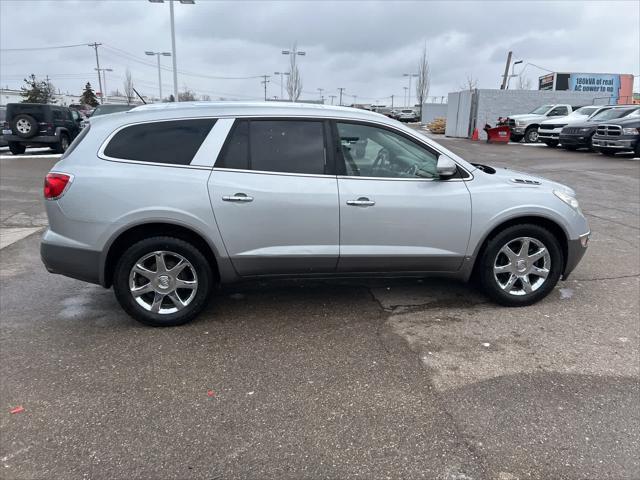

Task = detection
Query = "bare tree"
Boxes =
[123,69,135,105]
[178,87,196,102]
[459,74,478,91]
[517,75,532,90]
[415,42,431,120]
[286,43,303,101]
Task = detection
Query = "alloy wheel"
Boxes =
[16,118,32,134]
[493,237,551,296]
[129,250,198,314]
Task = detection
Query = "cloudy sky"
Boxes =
[1,0,638,104]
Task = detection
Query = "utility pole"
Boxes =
[403,87,408,107]
[500,50,513,90]
[88,42,104,103]
[274,71,289,100]
[337,88,345,106]
[329,95,336,105]
[391,94,394,109]
[317,87,324,102]
[353,95,357,107]
[260,75,270,101]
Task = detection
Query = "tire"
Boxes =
[53,133,70,154]
[634,142,640,157]
[543,140,559,148]
[510,134,523,143]
[563,145,578,151]
[8,142,26,155]
[11,114,38,139]
[598,148,617,157]
[478,224,563,307]
[113,236,214,327]
[524,127,539,143]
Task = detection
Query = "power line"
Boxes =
[0,42,90,52]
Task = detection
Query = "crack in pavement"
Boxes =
[573,273,640,282]
[585,212,640,230]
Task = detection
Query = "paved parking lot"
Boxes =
[1,140,638,480]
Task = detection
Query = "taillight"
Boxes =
[44,173,73,200]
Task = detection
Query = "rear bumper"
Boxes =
[41,237,102,285]
[4,133,60,144]
[563,232,589,279]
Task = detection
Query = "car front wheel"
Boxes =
[113,236,213,326]
[479,225,563,306]
[524,127,539,143]
[8,142,26,155]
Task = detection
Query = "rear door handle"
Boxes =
[222,193,254,202]
[346,197,375,207]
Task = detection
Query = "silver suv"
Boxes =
[41,102,590,326]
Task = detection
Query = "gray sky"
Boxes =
[1,0,638,104]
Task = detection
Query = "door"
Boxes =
[208,119,339,276]
[334,121,472,272]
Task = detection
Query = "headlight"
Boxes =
[579,128,590,133]
[516,120,526,126]
[554,189,581,212]
[622,127,640,135]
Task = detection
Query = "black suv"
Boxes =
[2,103,82,155]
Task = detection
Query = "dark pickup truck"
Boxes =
[592,111,640,156]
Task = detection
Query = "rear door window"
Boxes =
[103,119,216,165]
[216,119,326,175]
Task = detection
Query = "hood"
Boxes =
[474,164,575,195]
[508,114,544,122]
[540,114,587,125]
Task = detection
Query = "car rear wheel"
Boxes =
[113,236,213,327]
[8,142,26,155]
[479,224,563,307]
[11,114,38,139]
[54,133,70,154]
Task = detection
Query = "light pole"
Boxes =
[403,86,408,107]
[148,0,195,101]
[329,95,336,105]
[146,51,171,101]
[337,88,345,106]
[274,71,290,100]
[403,73,418,107]
[95,67,113,103]
[507,59,523,89]
[317,88,324,102]
[281,46,305,100]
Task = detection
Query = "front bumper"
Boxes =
[538,130,560,140]
[559,134,591,147]
[511,126,526,134]
[592,136,638,150]
[563,232,589,279]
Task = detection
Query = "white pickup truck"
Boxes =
[507,104,582,143]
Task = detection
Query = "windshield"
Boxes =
[572,107,598,117]
[589,108,639,122]
[529,105,553,115]
[91,105,133,117]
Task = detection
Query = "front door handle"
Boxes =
[222,193,254,202]
[346,197,375,207]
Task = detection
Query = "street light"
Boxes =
[274,71,290,100]
[146,51,172,101]
[507,59,524,89]
[148,0,195,101]
[95,67,113,103]
[403,73,418,107]
[403,86,408,107]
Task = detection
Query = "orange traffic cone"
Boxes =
[471,128,479,141]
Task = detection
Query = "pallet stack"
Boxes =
[427,117,446,134]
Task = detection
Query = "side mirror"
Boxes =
[436,154,458,178]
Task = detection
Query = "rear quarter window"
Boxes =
[103,119,216,165]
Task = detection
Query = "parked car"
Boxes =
[397,109,419,122]
[41,102,589,326]
[0,106,7,147]
[559,106,639,151]
[538,105,612,147]
[2,103,82,154]
[507,104,582,143]
[592,109,640,156]
[81,103,135,129]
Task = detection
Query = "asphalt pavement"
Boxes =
[1,140,638,480]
